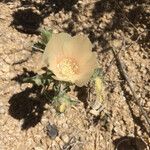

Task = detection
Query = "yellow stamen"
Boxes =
[57,58,79,80]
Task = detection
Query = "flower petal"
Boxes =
[63,34,92,61]
[42,33,98,86]
[75,53,98,87]
[42,33,71,67]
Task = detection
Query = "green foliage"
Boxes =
[23,30,103,113]
[23,70,54,86]
[90,68,105,104]
[91,68,103,81]
[40,28,53,45]
[22,70,77,113]
[53,93,77,113]
[32,28,53,52]
[33,42,45,52]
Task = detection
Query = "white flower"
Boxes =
[42,33,98,87]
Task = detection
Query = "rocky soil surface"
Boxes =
[0,0,149,150]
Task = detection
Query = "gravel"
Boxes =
[0,0,150,149]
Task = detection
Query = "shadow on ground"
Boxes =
[113,136,147,150]
[0,0,13,3]
[12,68,37,83]
[8,0,78,34]
[19,0,78,14]
[91,0,150,49]
[75,86,88,109]
[9,68,49,130]
[11,8,42,34]
[64,0,149,51]
[8,86,47,130]
[3,0,150,133]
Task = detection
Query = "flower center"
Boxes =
[57,58,79,80]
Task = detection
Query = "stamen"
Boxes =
[57,58,79,80]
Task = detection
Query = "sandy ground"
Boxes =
[0,0,150,150]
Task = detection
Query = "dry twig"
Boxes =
[114,0,139,32]
[112,48,150,131]
[104,30,147,75]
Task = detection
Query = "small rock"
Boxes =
[1,64,10,72]
[62,123,69,129]
[92,100,102,110]
[132,44,140,51]
[146,101,150,107]
[0,15,5,20]
[111,39,122,49]
[99,23,106,29]
[34,147,44,150]
[41,116,48,125]
[61,134,69,143]
[89,109,100,116]
[53,29,59,33]
[0,119,5,126]
[0,108,5,114]
[58,140,64,149]
[46,123,58,140]
[17,143,26,150]
[0,102,3,107]
[51,141,60,150]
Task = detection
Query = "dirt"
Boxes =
[0,0,150,150]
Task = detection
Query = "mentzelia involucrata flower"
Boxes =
[42,33,98,87]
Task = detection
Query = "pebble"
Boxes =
[41,117,48,125]
[53,29,59,33]
[0,119,5,126]
[0,15,5,20]
[0,102,3,107]
[89,109,99,116]
[146,101,150,107]
[1,63,10,72]
[132,44,140,51]
[46,123,58,140]
[17,143,26,150]
[62,123,69,129]
[111,39,122,49]
[0,108,5,114]
[60,134,69,143]
[34,147,44,150]
[58,140,64,149]
[0,1,149,150]
[99,23,106,29]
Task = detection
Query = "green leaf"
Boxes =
[23,75,42,86]
[40,28,53,45]
[91,68,103,81]
[32,42,45,52]
[33,77,43,86]
[53,93,77,113]
[22,70,54,86]
[32,28,52,53]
